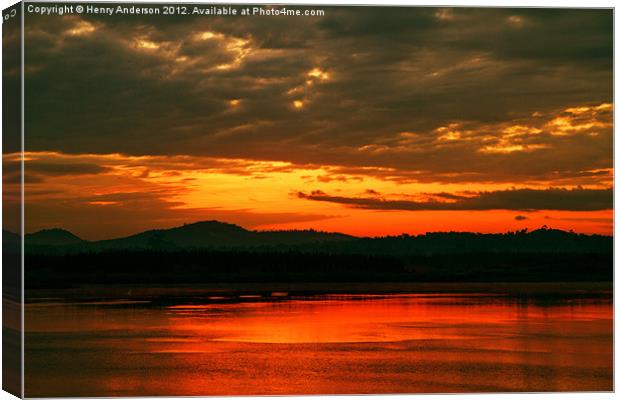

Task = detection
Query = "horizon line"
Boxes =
[14,219,613,242]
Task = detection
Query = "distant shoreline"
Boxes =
[25,281,612,303]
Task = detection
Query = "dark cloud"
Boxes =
[514,215,529,221]
[20,7,612,185]
[297,187,612,212]
[3,158,110,187]
[26,161,109,176]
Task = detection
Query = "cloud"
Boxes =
[514,215,528,221]
[14,8,613,237]
[18,8,611,186]
[26,161,110,176]
[297,187,612,212]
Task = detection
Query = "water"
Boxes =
[25,292,612,396]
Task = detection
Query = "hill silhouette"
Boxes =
[25,228,84,246]
[14,221,612,289]
[90,221,353,250]
[20,221,611,255]
[20,220,355,252]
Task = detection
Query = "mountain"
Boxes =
[93,221,252,249]
[72,220,354,251]
[25,228,85,246]
[21,221,611,255]
[21,223,612,287]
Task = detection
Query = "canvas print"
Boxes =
[2,2,613,397]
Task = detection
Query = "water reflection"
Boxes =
[25,293,612,396]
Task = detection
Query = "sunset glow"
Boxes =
[14,104,613,240]
[11,8,612,240]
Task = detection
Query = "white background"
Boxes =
[0,0,616,399]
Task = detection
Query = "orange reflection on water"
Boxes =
[25,293,612,396]
[166,295,547,344]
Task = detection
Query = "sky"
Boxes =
[4,6,613,240]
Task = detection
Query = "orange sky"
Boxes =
[9,9,613,240]
[11,104,613,240]
[12,102,613,240]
